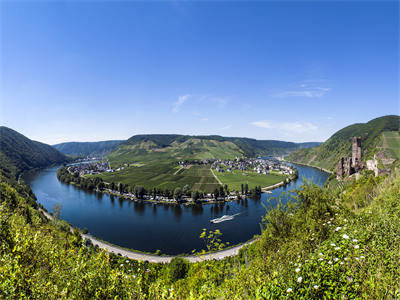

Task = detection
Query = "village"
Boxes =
[178,157,295,176]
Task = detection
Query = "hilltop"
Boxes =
[0,126,68,179]
[287,115,400,171]
[107,134,320,166]
[53,140,124,157]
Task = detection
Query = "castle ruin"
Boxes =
[337,137,363,178]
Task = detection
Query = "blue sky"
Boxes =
[1,1,398,144]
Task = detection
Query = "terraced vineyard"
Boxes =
[92,162,220,193]
[214,169,287,191]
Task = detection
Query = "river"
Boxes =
[27,163,329,255]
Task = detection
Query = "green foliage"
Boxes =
[0,126,68,178]
[53,140,123,157]
[1,138,399,298]
[168,257,189,282]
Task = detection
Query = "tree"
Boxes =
[174,187,182,200]
[134,185,145,199]
[118,182,123,193]
[245,183,249,195]
[53,203,62,220]
[109,182,115,191]
[97,182,105,190]
[183,184,190,196]
[191,190,200,201]
[153,187,157,198]
[219,186,225,198]
[241,183,244,195]
[213,188,219,200]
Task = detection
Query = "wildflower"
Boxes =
[319,253,323,256]
[335,226,342,231]
[322,223,326,226]
[297,277,302,283]
[298,263,301,267]
[354,245,359,249]
[340,262,344,265]
[328,261,332,265]
[342,234,349,240]
[352,239,358,243]
[343,218,347,222]
[120,264,124,267]
[344,257,349,261]
[319,258,323,261]
[355,257,359,261]
[327,221,331,224]
[335,247,340,250]
[313,285,319,290]
[287,288,293,293]
[330,243,336,247]
[334,257,339,262]
[295,267,300,273]
[360,255,365,259]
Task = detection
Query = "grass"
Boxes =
[214,168,287,191]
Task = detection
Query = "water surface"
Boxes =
[27,163,329,255]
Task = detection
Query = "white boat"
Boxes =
[210,213,240,223]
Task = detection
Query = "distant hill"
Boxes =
[53,140,124,157]
[107,134,320,166]
[0,126,68,178]
[286,115,400,171]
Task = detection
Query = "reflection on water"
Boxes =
[27,163,329,255]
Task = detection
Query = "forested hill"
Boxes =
[109,134,320,164]
[0,126,68,179]
[287,115,400,171]
[53,140,124,157]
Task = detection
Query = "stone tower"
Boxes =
[352,137,362,171]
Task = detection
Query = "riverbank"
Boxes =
[284,159,334,175]
[40,208,255,263]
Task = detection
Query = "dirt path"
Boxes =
[40,209,255,263]
[210,167,223,185]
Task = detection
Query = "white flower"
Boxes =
[335,247,340,250]
[295,267,300,273]
[297,276,302,283]
[313,285,319,290]
[356,257,359,261]
[120,264,123,267]
[342,234,349,240]
[334,257,339,262]
[328,260,332,265]
[360,255,365,259]
[352,239,358,243]
[287,288,293,293]
[354,245,359,249]
[340,262,344,265]
[319,253,323,256]
[344,257,349,261]
[319,258,323,261]
[327,221,331,224]
[343,218,347,222]
[298,263,301,267]
[330,243,336,247]
[335,226,342,231]
[322,223,326,226]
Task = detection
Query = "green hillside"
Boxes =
[0,126,68,179]
[107,134,320,166]
[1,140,399,298]
[287,115,400,171]
[53,140,124,157]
